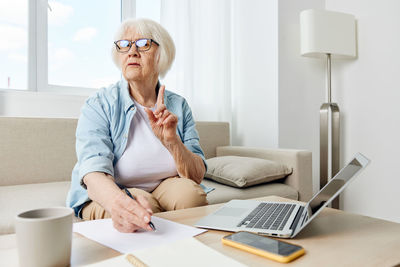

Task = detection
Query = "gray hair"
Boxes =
[111,18,176,78]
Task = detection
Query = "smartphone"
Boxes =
[222,231,305,263]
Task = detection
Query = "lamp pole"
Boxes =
[320,53,340,209]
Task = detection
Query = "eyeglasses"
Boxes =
[114,38,159,53]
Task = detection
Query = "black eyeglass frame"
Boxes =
[114,38,160,53]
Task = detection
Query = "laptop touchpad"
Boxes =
[214,207,248,217]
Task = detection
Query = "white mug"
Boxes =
[15,207,73,267]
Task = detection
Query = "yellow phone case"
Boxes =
[222,234,305,263]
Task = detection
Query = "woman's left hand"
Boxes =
[145,85,179,146]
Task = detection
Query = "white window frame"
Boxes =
[1,0,136,95]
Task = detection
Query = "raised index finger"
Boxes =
[156,85,165,107]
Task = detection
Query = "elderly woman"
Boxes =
[66,18,208,233]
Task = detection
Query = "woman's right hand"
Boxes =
[110,192,154,233]
[83,172,154,233]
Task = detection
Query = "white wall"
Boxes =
[230,0,279,148]
[278,0,325,194]
[324,0,400,223]
[279,0,400,223]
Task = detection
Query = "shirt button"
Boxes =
[124,134,128,138]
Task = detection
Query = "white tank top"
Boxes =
[114,100,178,192]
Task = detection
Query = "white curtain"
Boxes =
[160,0,233,123]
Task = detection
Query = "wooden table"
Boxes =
[1,196,400,266]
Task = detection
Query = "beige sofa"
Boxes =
[0,117,312,234]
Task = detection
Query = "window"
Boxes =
[0,0,162,94]
[0,0,28,90]
[48,0,121,89]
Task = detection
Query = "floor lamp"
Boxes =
[300,9,356,208]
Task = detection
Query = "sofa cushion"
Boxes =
[205,156,292,188]
[202,179,298,205]
[0,181,81,235]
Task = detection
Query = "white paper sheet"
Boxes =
[73,216,206,254]
[133,237,247,267]
[86,238,247,267]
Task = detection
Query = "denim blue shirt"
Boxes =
[66,79,207,217]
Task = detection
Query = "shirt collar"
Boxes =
[120,79,135,113]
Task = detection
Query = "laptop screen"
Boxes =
[292,153,369,237]
[291,153,369,237]
[307,154,368,218]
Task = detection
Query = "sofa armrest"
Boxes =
[216,146,312,201]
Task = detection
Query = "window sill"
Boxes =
[0,85,98,97]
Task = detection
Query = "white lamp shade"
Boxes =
[300,9,356,58]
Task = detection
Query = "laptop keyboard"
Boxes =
[237,203,296,230]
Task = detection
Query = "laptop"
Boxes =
[195,152,370,238]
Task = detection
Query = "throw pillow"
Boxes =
[205,156,292,188]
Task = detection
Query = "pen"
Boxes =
[124,188,156,231]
